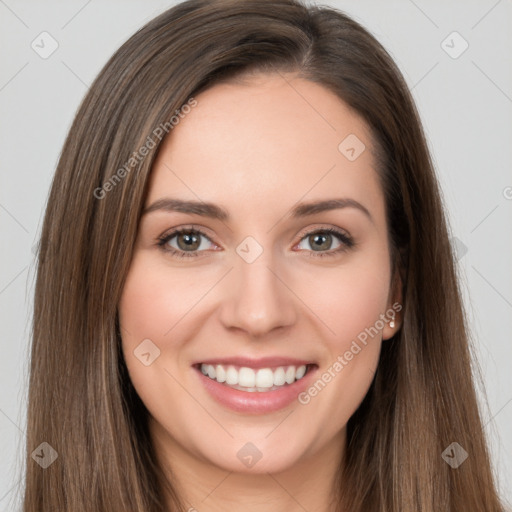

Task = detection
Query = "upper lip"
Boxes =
[193,356,316,370]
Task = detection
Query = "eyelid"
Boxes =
[294,223,352,243]
[158,224,217,244]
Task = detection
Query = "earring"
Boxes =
[389,320,395,328]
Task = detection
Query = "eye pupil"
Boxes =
[310,233,331,251]
[178,232,200,250]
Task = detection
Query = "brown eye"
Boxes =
[308,232,335,251]
[176,231,201,251]
[295,228,355,258]
[158,228,215,257]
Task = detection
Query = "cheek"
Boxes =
[117,256,189,386]
[336,269,389,340]
[118,255,208,342]
[117,256,201,425]
[292,248,390,418]
[302,251,391,349]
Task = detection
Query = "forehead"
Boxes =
[146,73,384,225]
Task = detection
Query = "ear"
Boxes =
[382,260,404,340]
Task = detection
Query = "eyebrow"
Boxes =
[142,197,373,223]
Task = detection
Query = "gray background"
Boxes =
[1,0,511,509]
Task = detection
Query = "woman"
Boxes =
[24,0,506,510]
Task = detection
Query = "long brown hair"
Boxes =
[22,0,505,510]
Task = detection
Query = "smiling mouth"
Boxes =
[194,363,317,392]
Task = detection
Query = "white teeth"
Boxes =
[255,368,274,388]
[239,367,256,387]
[273,367,285,386]
[199,363,310,391]
[225,366,238,385]
[285,366,296,384]
[215,364,226,383]
[296,365,306,379]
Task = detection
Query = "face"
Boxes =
[118,72,401,475]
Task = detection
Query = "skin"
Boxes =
[118,72,402,512]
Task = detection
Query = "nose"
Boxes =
[218,249,297,338]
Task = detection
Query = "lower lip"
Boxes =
[194,365,318,414]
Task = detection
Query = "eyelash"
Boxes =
[156,226,355,259]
